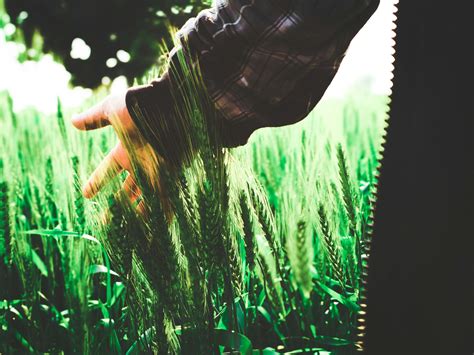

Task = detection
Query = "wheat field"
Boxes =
[0,82,388,353]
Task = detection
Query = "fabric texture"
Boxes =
[126,0,379,155]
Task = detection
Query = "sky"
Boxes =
[0,0,397,114]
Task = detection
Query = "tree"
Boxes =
[5,0,210,88]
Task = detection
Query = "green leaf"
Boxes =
[110,329,122,353]
[88,264,120,277]
[257,306,285,341]
[99,302,110,319]
[257,288,266,306]
[126,327,154,355]
[24,229,80,237]
[88,300,100,310]
[213,329,253,355]
[315,281,360,312]
[99,318,114,329]
[24,230,101,244]
[217,318,227,330]
[110,282,126,307]
[0,299,23,310]
[30,248,48,277]
[215,293,248,332]
[257,306,272,324]
[81,233,101,244]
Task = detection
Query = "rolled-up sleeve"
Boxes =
[126,0,379,163]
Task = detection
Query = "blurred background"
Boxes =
[0,0,395,114]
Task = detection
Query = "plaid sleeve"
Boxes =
[126,0,379,151]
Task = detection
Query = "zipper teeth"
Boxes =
[355,0,399,351]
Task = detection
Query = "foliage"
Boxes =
[0,46,387,353]
[4,0,211,87]
[0,88,386,353]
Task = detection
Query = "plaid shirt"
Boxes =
[126,0,379,157]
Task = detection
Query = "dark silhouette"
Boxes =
[366,1,470,353]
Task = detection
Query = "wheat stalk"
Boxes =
[336,144,358,236]
[0,181,11,267]
[257,253,284,320]
[71,156,85,232]
[294,220,313,298]
[318,205,345,289]
[239,191,256,270]
[336,144,362,281]
[44,157,58,227]
[248,182,281,273]
[106,195,133,277]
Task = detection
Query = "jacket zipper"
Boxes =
[355,0,400,351]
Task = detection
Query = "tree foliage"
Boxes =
[5,0,210,88]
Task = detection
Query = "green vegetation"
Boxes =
[0,82,387,353]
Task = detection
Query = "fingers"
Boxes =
[83,143,124,199]
[122,174,148,217]
[72,99,110,131]
[119,176,147,219]
[122,174,141,204]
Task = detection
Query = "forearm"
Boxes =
[125,0,380,163]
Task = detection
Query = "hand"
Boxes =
[72,91,146,203]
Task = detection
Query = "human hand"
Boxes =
[72,91,150,203]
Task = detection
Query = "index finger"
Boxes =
[82,144,124,198]
[71,99,110,131]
